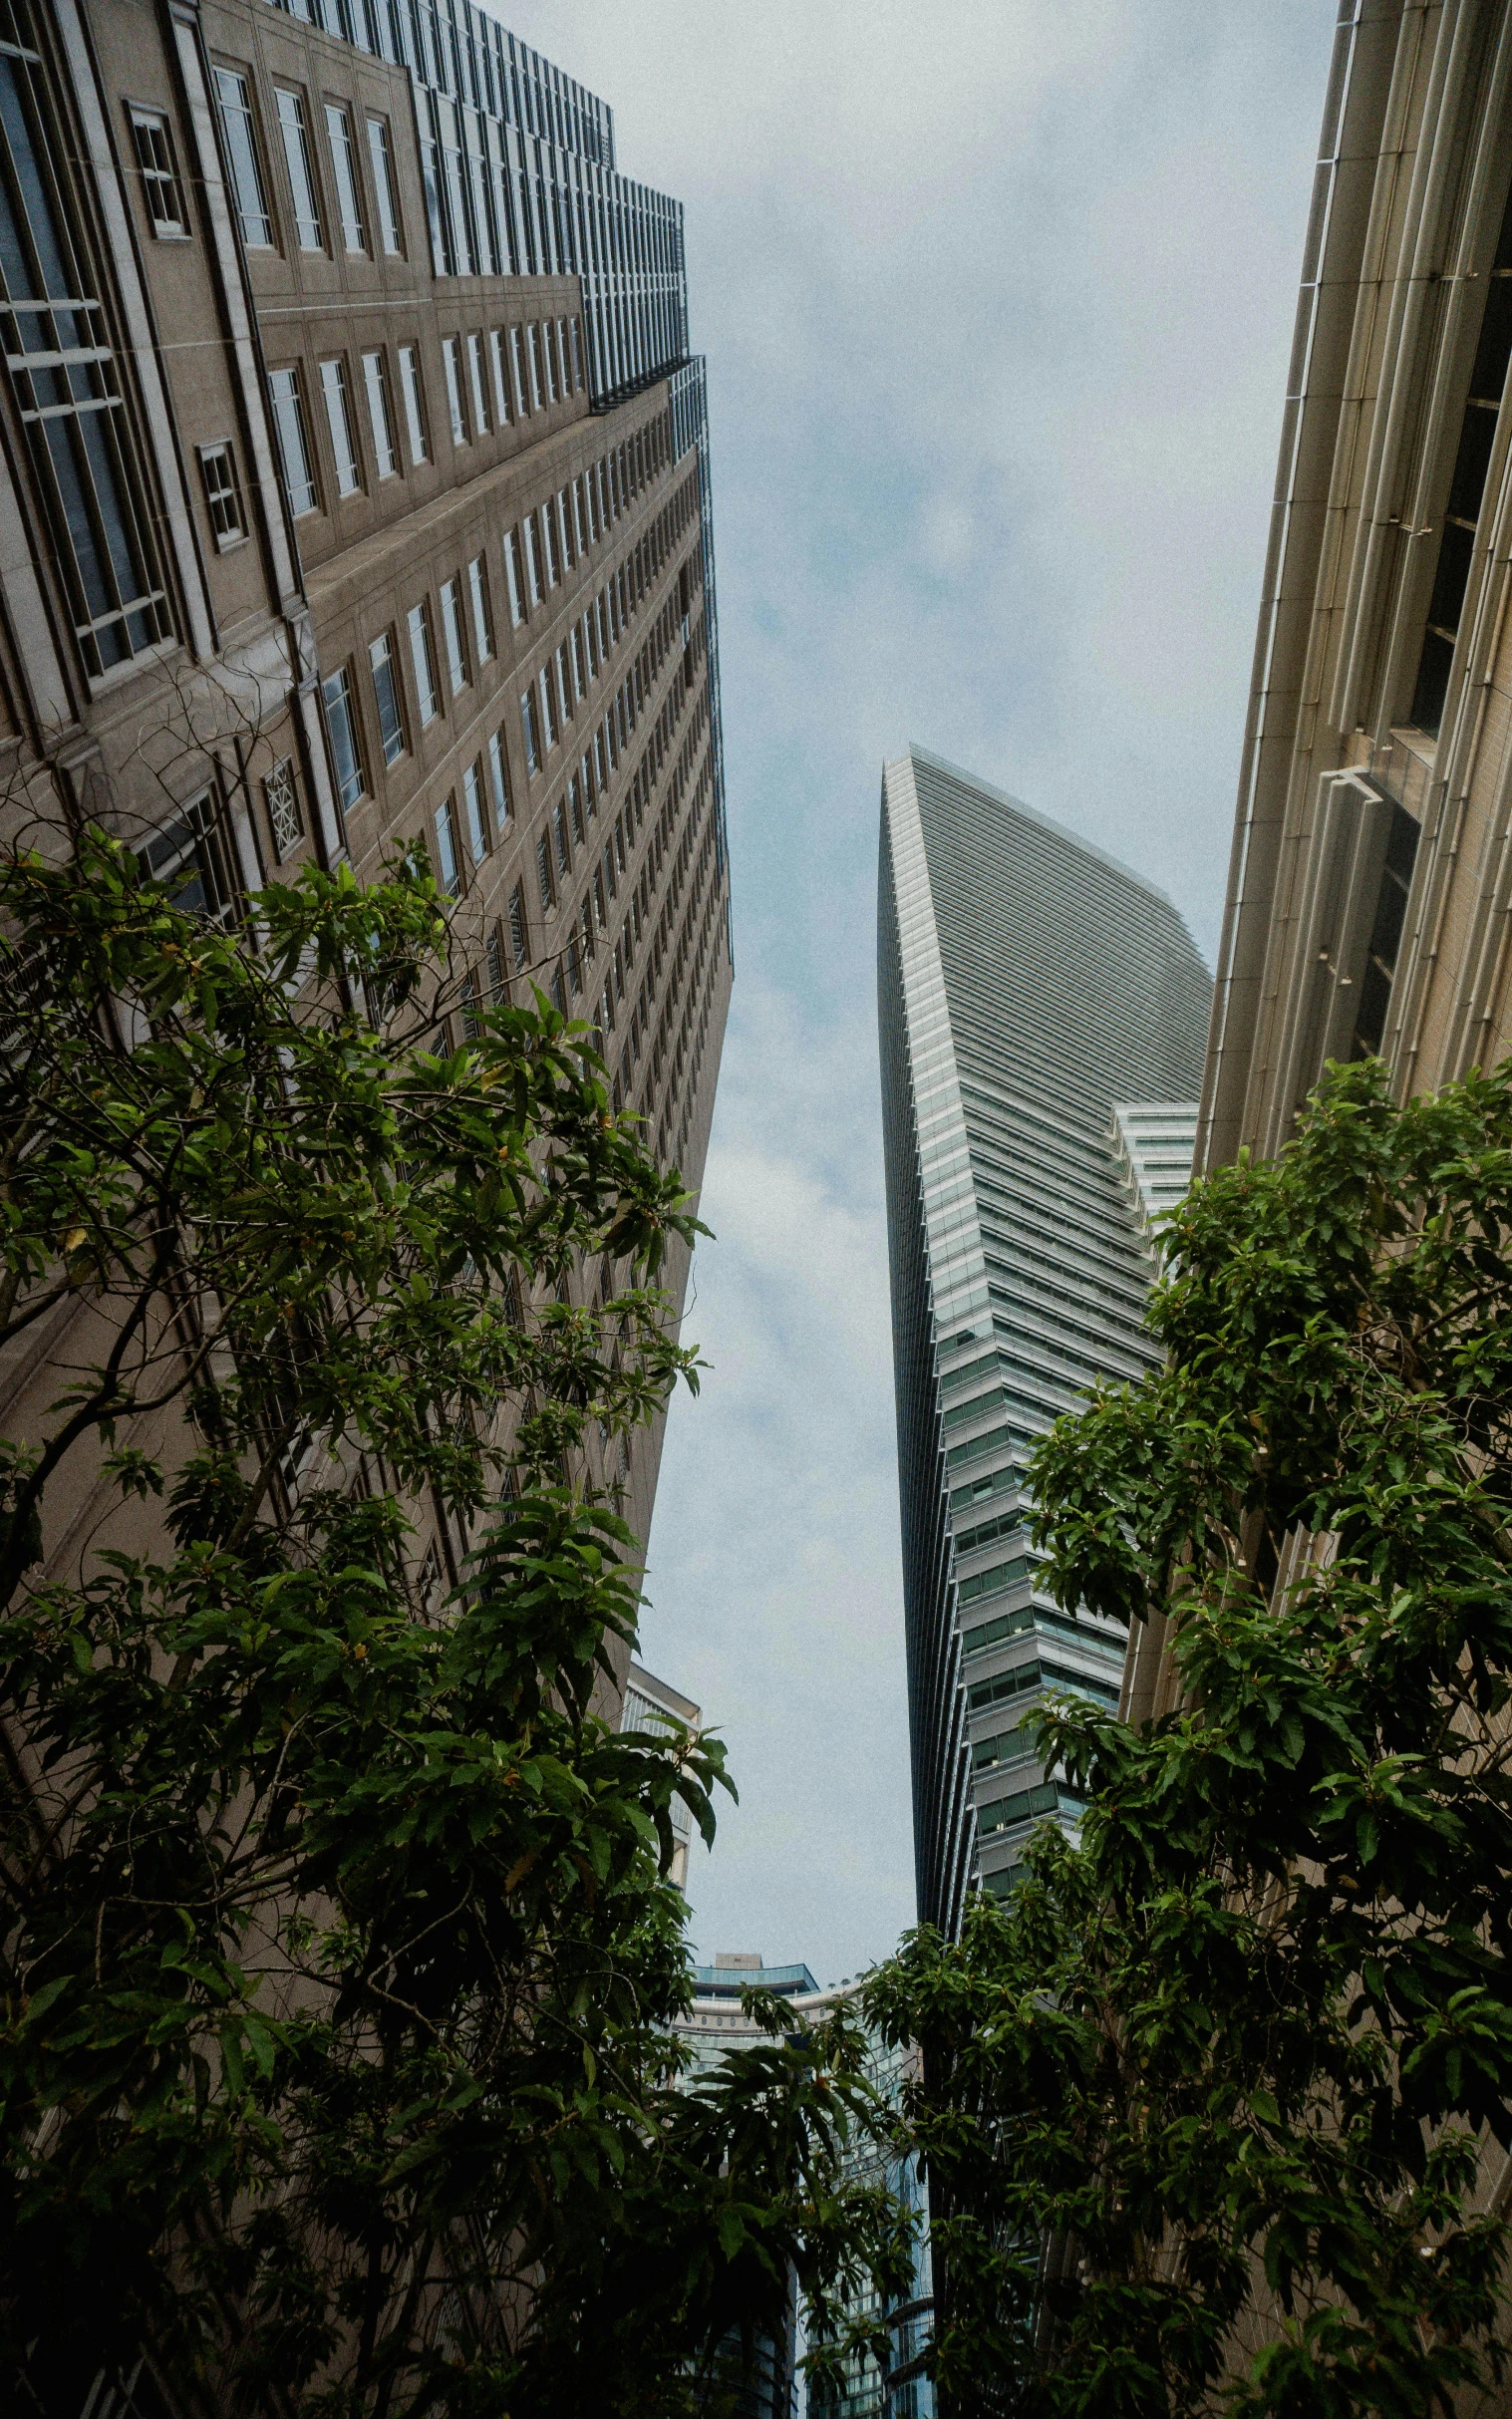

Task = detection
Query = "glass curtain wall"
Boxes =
[878,748,1210,1930]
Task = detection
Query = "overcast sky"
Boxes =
[518,0,1340,1983]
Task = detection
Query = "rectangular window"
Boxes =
[571,623,586,700]
[398,343,429,464]
[197,442,245,548]
[462,757,489,861]
[557,486,574,569]
[545,319,561,402]
[540,665,558,750]
[521,687,540,772]
[509,325,529,416]
[555,643,571,726]
[408,600,440,725]
[552,797,570,876]
[361,349,397,477]
[509,881,529,971]
[525,514,543,604]
[268,366,318,515]
[527,321,543,410]
[322,665,365,814]
[213,68,273,249]
[319,357,361,497]
[275,89,323,251]
[570,317,583,390]
[366,116,402,253]
[434,795,462,896]
[505,526,526,624]
[489,327,512,425]
[128,107,187,237]
[488,728,510,828]
[466,331,490,434]
[440,574,469,695]
[468,552,493,661]
[584,607,599,679]
[536,830,554,912]
[486,926,505,1002]
[140,794,235,922]
[324,104,365,251]
[544,500,561,586]
[369,628,406,763]
[442,335,467,445]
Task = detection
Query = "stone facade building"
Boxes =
[0,0,730,1633]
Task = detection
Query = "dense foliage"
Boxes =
[869,1058,1512,2419]
[0,832,906,2417]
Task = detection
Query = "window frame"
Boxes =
[321,662,366,817]
[397,341,429,465]
[268,364,319,517]
[127,105,189,239]
[318,354,363,498]
[196,439,246,550]
[369,626,407,764]
[361,347,398,478]
[365,114,403,254]
[439,572,469,696]
[273,86,324,253]
[408,598,440,726]
[468,550,493,662]
[212,66,275,250]
[323,100,367,254]
[442,334,467,447]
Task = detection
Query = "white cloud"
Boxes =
[510,0,1341,1980]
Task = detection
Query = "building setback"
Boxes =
[877,747,1209,1934]
[0,0,730,1655]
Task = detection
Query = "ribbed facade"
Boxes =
[878,749,1210,1931]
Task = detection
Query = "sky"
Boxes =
[518,0,1341,1984]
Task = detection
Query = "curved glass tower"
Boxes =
[878,748,1211,1932]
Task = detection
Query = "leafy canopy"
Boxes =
[868,1058,1512,2419]
[0,831,907,2418]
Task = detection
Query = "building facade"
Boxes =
[622,1658,703,1891]
[877,747,1209,1933]
[1201,0,1512,1173]
[0,0,730,1648]
[679,1957,934,2419]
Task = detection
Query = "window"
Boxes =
[486,925,505,1002]
[544,320,560,402]
[361,349,397,477]
[442,335,467,445]
[508,881,529,971]
[570,623,586,701]
[408,600,440,725]
[369,628,406,763]
[505,526,526,625]
[521,688,540,772]
[323,104,365,252]
[274,89,323,251]
[554,644,571,728]
[462,757,489,862]
[322,665,365,814]
[536,830,554,912]
[440,574,469,695]
[539,665,558,750]
[527,322,543,410]
[268,367,318,515]
[468,552,493,661]
[212,68,273,248]
[319,357,362,497]
[525,514,543,604]
[398,342,429,464]
[466,331,490,434]
[263,757,303,860]
[557,486,574,569]
[551,797,570,876]
[510,325,529,415]
[489,327,512,425]
[366,116,402,253]
[488,728,510,827]
[140,794,235,921]
[128,107,187,237]
[434,795,462,896]
[197,442,245,548]
[543,497,561,585]
[570,317,583,390]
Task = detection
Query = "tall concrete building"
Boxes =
[0,0,729,1638]
[877,747,1209,1933]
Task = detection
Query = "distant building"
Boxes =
[877,747,1210,1931]
[623,1660,702,1891]
[679,1958,934,2419]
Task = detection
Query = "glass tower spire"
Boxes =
[878,747,1211,1932]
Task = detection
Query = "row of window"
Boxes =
[209,64,406,263]
[263,312,581,527]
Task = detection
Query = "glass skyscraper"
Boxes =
[878,748,1211,1931]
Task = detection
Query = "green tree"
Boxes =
[0,828,905,2417]
[868,1058,1512,2419]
